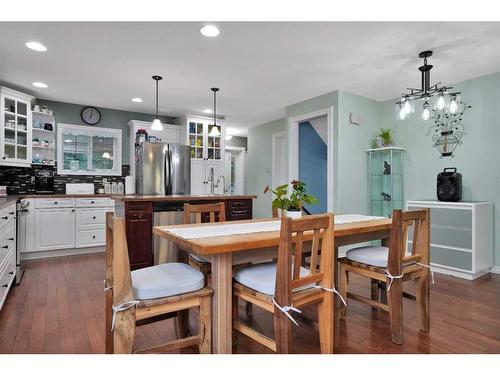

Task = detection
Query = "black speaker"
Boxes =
[437,167,462,202]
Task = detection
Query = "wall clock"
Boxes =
[81,106,101,125]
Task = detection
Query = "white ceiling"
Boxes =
[1,22,500,135]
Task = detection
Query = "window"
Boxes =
[57,123,122,175]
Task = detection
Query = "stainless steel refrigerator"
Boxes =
[135,142,191,195]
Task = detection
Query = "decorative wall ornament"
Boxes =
[426,101,471,158]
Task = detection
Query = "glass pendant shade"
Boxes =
[403,99,412,115]
[436,93,446,110]
[151,118,163,131]
[209,126,221,137]
[449,97,459,114]
[422,101,431,121]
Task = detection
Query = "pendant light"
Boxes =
[209,87,221,137]
[151,75,163,131]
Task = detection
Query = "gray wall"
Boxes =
[36,99,176,162]
[226,135,247,149]
[246,118,286,218]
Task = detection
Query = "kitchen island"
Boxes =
[111,195,256,269]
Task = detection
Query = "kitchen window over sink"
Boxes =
[57,123,122,175]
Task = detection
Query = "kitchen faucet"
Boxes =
[207,167,226,195]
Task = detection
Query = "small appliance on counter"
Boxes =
[437,167,462,202]
[34,169,55,194]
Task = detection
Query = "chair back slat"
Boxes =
[292,232,304,279]
[274,214,334,308]
[184,202,226,224]
[388,209,430,274]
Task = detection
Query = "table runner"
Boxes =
[164,214,386,239]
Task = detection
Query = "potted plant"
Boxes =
[370,128,395,148]
[264,180,318,218]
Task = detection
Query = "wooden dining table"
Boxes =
[153,216,392,354]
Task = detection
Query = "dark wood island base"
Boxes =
[112,195,256,269]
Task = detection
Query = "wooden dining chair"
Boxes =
[232,213,336,353]
[338,209,431,344]
[184,202,226,278]
[105,212,213,354]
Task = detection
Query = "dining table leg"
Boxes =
[211,252,233,354]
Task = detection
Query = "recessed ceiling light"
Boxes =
[200,25,220,37]
[25,41,47,52]
[32,82,48,88]
[131,97,143,103]
[203,108,213,114]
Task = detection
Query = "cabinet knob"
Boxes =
[72,209,75,212]
[92,216,96,219]
[54,201,58,204]
[2,245,8,249]
[91,200,95,204]
[1,216,7,220]
[2,284,8,288]
[92,235,96,239]
[2,157,5,160]
[9,212,14,215]
[9,271,14,275]
[8,238,14,241]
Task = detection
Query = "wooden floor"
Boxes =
[1,252,499,354]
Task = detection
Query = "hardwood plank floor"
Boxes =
[0,253,499,354]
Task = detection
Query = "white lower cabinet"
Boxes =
[24,197,115,254]
[35,208,76,250]
[0,202,17,311]
[191,160,225,195]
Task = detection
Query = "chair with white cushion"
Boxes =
[184,202,226,278]
[338,209,431,345]
[233,213,337,354]
[105,213,213,354]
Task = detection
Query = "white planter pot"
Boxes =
[284,210,302,219]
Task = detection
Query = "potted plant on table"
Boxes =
[264,180,318,218]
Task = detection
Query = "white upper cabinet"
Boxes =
[127,119,184,177]
[0,87,34,167]
[57,123,122,176]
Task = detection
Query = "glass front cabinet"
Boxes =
[0,87,34,167]
[367,147,405,218]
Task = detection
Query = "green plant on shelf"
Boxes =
[370,128,395,148]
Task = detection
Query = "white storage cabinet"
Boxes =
[406,200,494,280]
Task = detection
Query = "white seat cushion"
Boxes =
[190,253,209,263]
[233,262,315,296]
[346,246,388,268]
[131,262,205,300]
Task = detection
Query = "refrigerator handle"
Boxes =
[165,148,172,195]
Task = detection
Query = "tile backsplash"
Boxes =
[0,164,130,195]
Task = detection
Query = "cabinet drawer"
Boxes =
[35,198,75,209]
[431,245,472,271]
[0,224,15,267]
[126,202,153,214]
[76,198,109,208]
[0,204,16,231]
[0,248,15,311]
[227,199,251,209]
[76,208,110,228]
[77,229,105,248]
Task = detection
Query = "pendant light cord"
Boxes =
[213,90,217,127]
[156,78,159,119]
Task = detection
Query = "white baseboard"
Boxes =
[490,266,500,275]
[22,246,105,260]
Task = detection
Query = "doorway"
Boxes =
[224,146,246,195]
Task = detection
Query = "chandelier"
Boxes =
[396,50,462,121]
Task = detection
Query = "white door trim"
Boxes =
[288,106,335,212]
[272,131,286,188]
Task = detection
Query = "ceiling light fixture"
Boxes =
[32,82,48,88]
[209,88,221,137]
[151,75,163,131]
[131,97,143,103]
[203,108,213,114]
[396,50,461,121]
[200,25,220,37]
[25,41,47,52]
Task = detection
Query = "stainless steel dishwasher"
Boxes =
[153,202,185,264]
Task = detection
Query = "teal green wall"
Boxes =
[378,71,500,267]
[36,99,176,162]
[246,118,286,218]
